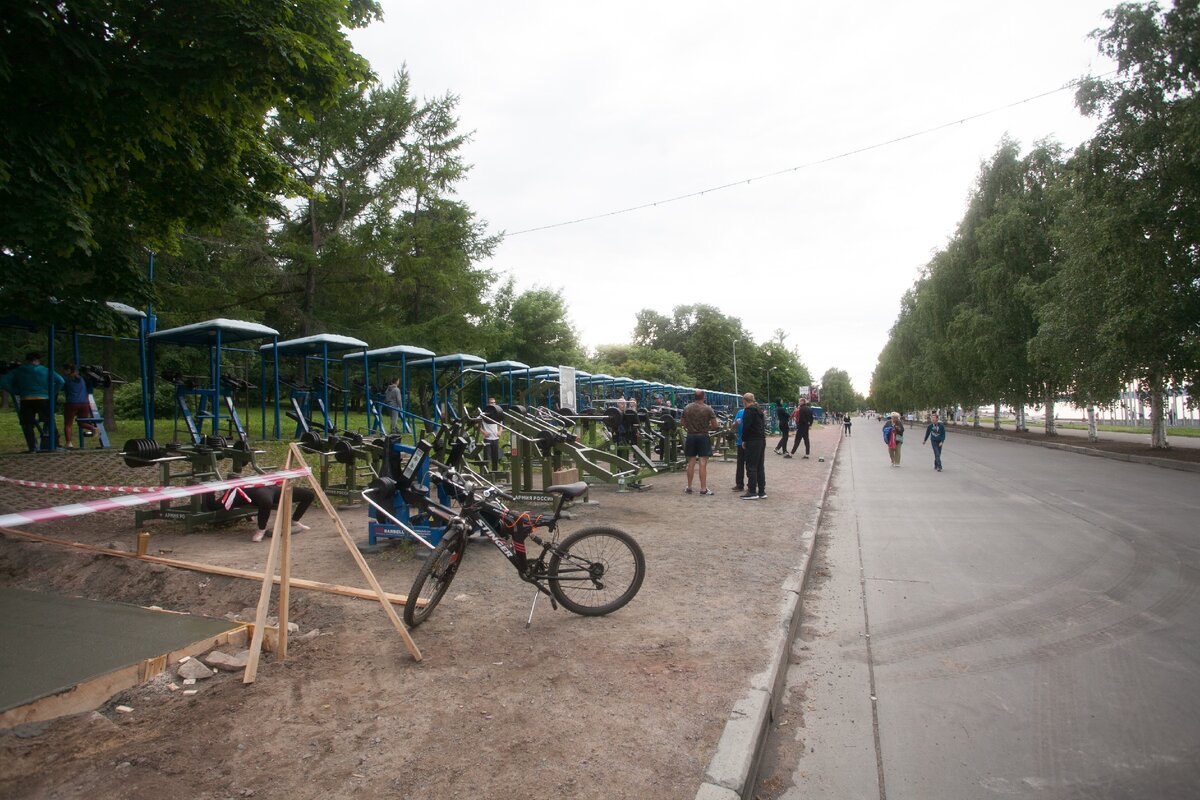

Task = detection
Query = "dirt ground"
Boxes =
[0,426,841,800]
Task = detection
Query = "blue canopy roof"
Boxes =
[263,333,368,357]
[410,353,487,368]
[150,318,278,346]
[359,344,436,361]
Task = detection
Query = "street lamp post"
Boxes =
[766,366,776,404]
[732,340,738,395]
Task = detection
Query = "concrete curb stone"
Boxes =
[695,430,843,800]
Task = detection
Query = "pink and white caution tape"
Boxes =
[0,467,312,529]
[0,475,168,494]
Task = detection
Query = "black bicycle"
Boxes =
[402,469,645,628]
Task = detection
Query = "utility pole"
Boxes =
[732,340,739,395]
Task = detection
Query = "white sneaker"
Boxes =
[292,521,311,532]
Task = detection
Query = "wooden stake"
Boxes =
[277,480,293,662]
[294,442,423,662]
[243,486,286,684]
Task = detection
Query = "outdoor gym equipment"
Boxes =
[354,344,436,436]
[262,333,369,439]
[124,436,266,532]
[360,421,475,550]
[147,318,280,442]
[489,403,652,499]
[408,353,487,425]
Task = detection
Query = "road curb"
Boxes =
[695,431,843,800]
[949,426,1200,474]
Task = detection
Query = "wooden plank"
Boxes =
[0,527,418,606]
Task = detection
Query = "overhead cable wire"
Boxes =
[505,72,1118,237]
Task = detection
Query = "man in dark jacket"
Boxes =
[740,393,767,499]
[773,400,790,454]
[788,397,815,459]
[923,412,947,471]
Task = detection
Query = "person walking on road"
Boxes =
[883,411,905,467]
[681,389,718,495]
[740,393,767,499]
[788,397,814,459]
[923,412,946,471]
[774,400,791,454]
[843,413,852,436]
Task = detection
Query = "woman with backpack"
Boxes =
[882,411,905,467]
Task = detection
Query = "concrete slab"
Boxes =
[0,587,242,723]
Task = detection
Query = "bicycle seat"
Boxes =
[544,481,588,499]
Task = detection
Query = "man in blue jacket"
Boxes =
[923,412,947,472]
[0,352,65,452]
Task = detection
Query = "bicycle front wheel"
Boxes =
[548,526,645,616]
[403,528,467,628]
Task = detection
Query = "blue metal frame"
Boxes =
[147,319,279,441]
[408,353,486,426]
[355,344,436,435]
[260,334,368,439]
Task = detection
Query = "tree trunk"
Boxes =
[972,406,980,428]
[1044,386,1057,436]
[993,401,1001,431]
[1015,404,1026,432]
[1087,405,1098,442]
[1150,388,1169,448]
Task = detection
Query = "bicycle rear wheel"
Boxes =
[548,526,645,616]
[403,528,467,628]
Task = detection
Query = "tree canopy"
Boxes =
[871,0,1200,447]
[0,0,381,330]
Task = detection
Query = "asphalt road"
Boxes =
[756,424,1200,799]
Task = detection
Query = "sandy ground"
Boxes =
[0,425,841,800]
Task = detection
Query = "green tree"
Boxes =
[1050,0,1200,447]
[0,0,380,329]
[485,283,583,367]
[589,345,693,386]
[267,73,416,336]
[819,368,856,414]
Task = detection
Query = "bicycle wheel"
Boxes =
[548,526,645,616]
[403,527,467,628]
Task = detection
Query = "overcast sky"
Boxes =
[349,1,1118,396]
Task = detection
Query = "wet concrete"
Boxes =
[0,587,239,712]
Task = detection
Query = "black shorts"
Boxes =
[684,433,712,458]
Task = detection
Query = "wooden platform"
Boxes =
[0,587,246,727]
